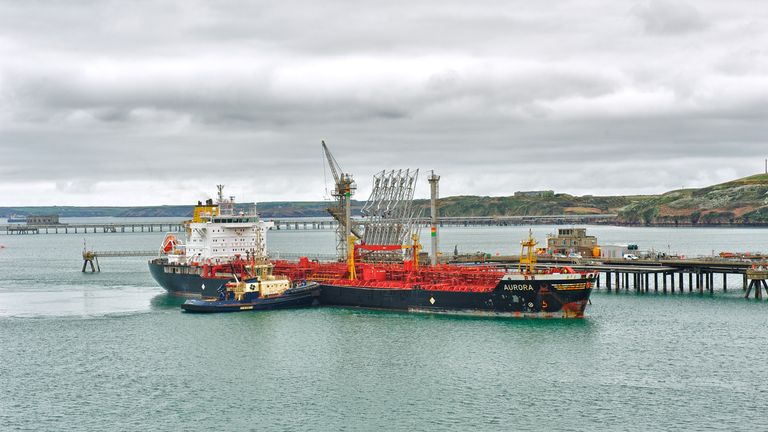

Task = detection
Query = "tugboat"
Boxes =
[181,277,320,313]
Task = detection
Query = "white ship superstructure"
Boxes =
[163,185,273,265]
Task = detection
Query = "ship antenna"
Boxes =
[217,184,225,204]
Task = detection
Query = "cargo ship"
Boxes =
[273,233,595,318]
[148,185,275,297]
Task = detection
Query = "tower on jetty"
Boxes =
[745,265,768,299]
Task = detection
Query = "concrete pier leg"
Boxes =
[723,274,727,292]
[670,273,675,293]
[654,273,658,292]
[743,274,748,291]
[678,273,683,291]
[663,273,667,293]
[607,272,612,291]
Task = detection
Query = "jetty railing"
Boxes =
[3,213,618,235]
[82,249,160,272]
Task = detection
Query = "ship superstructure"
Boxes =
[149,185,274,297]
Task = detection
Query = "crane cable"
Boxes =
[322,143,329,200]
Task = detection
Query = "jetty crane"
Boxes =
[322,141,361,261]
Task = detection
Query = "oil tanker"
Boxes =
[148,187,594,317]
[273,233,595,318]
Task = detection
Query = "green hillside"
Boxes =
[617,174,768,225]
[419,194,647,218]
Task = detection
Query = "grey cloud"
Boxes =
[0,0,766,205]
[631,0,708,35]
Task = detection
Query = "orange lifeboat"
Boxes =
[162,234,177,254]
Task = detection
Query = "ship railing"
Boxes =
[269,252,338,262]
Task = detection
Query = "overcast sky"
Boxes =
[1,0,766,206]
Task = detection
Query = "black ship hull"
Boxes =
[319,277,594,318]
[149,259,227,298]
[151,259,594,317]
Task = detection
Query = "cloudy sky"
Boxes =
[1,0,766,206]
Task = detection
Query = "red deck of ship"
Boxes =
[272,258,507,292]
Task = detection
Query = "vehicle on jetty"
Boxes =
[181,275,320,313]
[273,232,596,318]
[148,185,274,298]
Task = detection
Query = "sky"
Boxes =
[1,0,767,206]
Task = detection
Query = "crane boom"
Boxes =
[321,140,342,184]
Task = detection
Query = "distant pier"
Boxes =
[3,222,185,235]
[2,213,616,235]
[269,214,617,230]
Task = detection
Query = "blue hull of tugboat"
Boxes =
[181,283,321,313]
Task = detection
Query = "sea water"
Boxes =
[1,223,767,431]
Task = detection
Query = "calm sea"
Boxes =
[1,221,767,431]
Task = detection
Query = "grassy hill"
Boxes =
[616,174,768,225]
[417,194,647,218]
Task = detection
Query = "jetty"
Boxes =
[451,255,768,299]
[2,214,616,235]
[4,222,185,235]
[82,249,159,272]
[270,214,616,230]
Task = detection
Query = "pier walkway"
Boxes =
[4,222,185,235]
[2,213,616,235]
[81,249,160,272]
[269,214,617,230]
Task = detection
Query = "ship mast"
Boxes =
[519,229,538,274]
